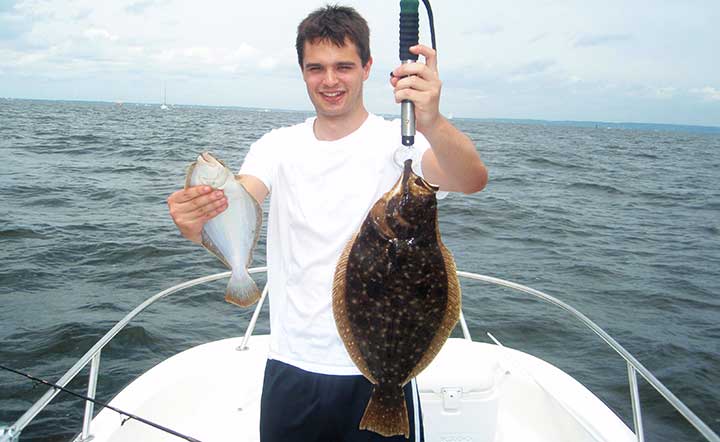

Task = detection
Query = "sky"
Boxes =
[0,0,719,126]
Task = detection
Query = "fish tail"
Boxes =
[224,269,261,308]
[359,384,409,438]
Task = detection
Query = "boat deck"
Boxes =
[82,335,634,442]
[3,269,717,442]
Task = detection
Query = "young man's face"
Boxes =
[301,38,372,121]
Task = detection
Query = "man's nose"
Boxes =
[323,69,338,85]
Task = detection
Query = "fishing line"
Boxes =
[421,0,437,51]
[0,364,203,442]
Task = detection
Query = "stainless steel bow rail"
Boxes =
[0,365,202,442]
[1,267,718,442]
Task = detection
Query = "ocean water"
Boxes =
[0,99,718,441]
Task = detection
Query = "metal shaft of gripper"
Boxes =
[400,0,420,148]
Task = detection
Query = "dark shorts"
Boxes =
[260,359,424,442]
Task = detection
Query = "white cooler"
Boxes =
[416,339,501,442]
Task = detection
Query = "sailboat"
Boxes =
[160,82,169,110]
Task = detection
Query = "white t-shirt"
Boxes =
[239,113,432,375]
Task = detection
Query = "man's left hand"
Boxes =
[390,44,442,133]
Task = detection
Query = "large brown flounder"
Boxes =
[333,159,461,438]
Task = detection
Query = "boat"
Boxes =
[1,268,717,442]
[160,83,169,110]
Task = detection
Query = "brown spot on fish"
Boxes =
[333,159,461,438]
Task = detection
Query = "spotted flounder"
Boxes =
[332,159,461,438]
[185,151,262,307]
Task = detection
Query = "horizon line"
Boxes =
[2,96,719,132]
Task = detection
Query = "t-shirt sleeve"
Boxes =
[412,131,431,178]
[414,129,449,200]
[238,132,276,192]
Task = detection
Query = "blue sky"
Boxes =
[1,0,718,126]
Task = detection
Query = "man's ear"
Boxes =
[363,56,373,80]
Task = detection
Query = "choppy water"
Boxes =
[1,99,718,441]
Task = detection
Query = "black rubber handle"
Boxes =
[399,0,419,61]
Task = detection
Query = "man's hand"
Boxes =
[167,186,227,244]
[390,44,488,194]
[390,44,442,133]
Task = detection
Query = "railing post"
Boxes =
[458,310,472,340]
[238,284,270,351]
[628,362,645,442]
[0,426,19,442]
[80,351,102,441]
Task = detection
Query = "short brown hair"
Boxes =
[296,5,371,68]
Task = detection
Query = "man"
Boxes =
[167,5,487,441]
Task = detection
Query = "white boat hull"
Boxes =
[79,336,635,442]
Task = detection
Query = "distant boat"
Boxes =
[160,83,169,110]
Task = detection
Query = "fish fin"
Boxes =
[201,230,232,269]
[406,240,461,382]
[359,384,409,438]
[440,241,462,326]
[332,233,376,383]
[224,269,261,308]
[235,177,264,268]
[184,161,197,190]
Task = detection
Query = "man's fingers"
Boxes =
[410,44,438,71]
[391,45,438,75]
[392,62,437,81]
[175,198,228,225]
[169,185,213,204]
[202,200,228,220]
[185,195,227,218]
[173,189,224,211]
[394,75,432,92]
[169,188,226,222]
[186,190,225,211]
[394,88,430,104]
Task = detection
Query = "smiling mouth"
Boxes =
[321,91,345,99]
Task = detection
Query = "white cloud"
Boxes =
[84,27,118,41]
[574,33,632,47]
[1,0,719,125]
[691,86,720,102]
[258,57,278,71]
[461,23,503,36]
[654,87,676,99]
[233,43,258,59]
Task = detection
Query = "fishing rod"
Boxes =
[397,0,438,162]
[0,364,202,442]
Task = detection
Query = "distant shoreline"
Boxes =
[456,117,720,134]
[2,97,719,135]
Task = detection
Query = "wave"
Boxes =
[567,181,625,195]
[526,156,576,169]
[2,321,107,356]
[2,101,718,442]
[24,196,74,207]
[55,133,107,143]
[634,152,660,160]
[73,243,186,267]
[0,227,46,239]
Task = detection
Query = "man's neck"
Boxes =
[313,108,369,141]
